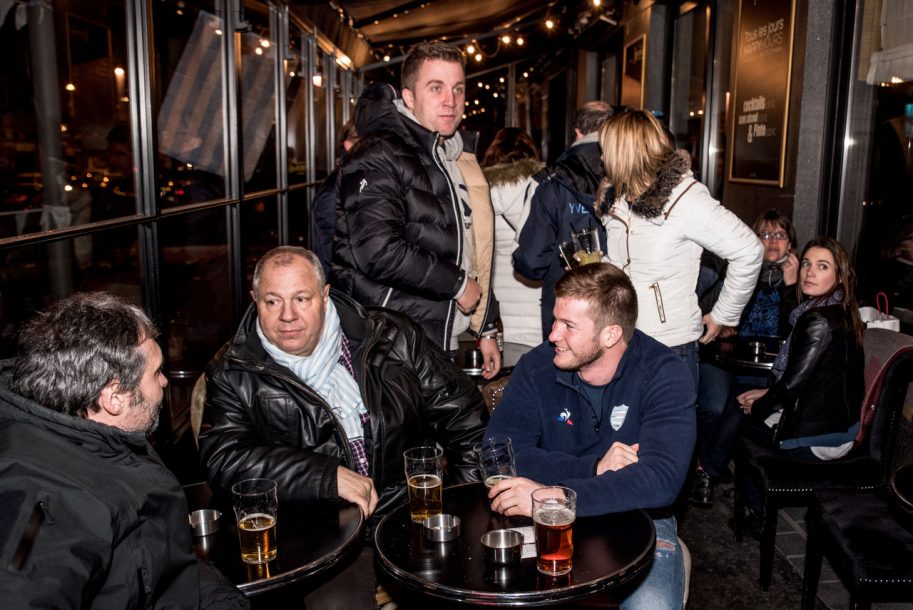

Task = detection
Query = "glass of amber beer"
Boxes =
[532,486,577,576]
[403,446,443,523]
[231,478,278,564]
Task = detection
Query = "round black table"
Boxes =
[184,483,364,596]
[891,463,913,515]
[374,482,655,607]
[703,335,780,374]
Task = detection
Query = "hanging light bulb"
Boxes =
[593,0,602,6]
[501,34,511,44]
[517,36,525,46]
[466,44,476,54]
[545,19,555,30]
[474,53,482,62]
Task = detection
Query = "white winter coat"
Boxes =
[485,159,545,347]
[602,172,763,348]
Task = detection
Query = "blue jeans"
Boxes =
[668,341,700,392]
[697,364,769,478]
[620,517,685,610]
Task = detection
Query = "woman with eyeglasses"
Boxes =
[595,110,763,388]
[737,236,865,456]
[691,209,801,506]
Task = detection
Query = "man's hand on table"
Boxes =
[488,477,544,517]
[336,466,378,517]
[596,442,640,476]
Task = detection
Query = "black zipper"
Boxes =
[8,501,46,571]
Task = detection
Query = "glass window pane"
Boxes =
[241,195,279,285]
[313,48,329,180]
[240,1,277,192]
[154,1,227,207]
[0,227,142,358]
[0,1,135,239]
[705,3,734,198]
[463,68,509,154]
[159,208,231,371]
[287,23,309,184]
[670,6,709,178]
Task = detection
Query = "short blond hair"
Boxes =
[599,110,673,201]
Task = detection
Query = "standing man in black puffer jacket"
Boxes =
[333,41,501,380]
[513,102,613,339]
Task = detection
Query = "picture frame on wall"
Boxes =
[621,35,646,110]
[727,0,796,186]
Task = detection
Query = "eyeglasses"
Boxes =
[758,231,788,241]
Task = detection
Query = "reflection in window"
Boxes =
[155,5,227,207]
[287,23,310,184]
[0,1,134,239]
[240,1,277,192]
[0,226,142,358]
[670,5,709,179]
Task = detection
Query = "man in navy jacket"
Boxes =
[486,263,696,609]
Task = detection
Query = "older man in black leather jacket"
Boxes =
[200,246,487,519]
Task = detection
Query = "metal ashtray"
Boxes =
[189,509,221,537]
[481,529,522,565]
[423,514,461,542]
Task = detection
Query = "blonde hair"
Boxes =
[599,110,673,201]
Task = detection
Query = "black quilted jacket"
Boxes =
[199,290,487,519]
[751,304,864,442]
[332,82,498,348]
[0,362,245,608]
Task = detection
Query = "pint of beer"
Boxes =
[532,486,577,576]
[403,446,443,522]
[232,478,279,564]
[473,435,516,489]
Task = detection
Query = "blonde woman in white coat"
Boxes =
[596,110,763,386]
[482,128,545,347]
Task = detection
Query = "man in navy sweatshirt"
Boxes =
[485,262,696,609]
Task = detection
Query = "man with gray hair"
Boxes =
[0,292,245,608]
[333,40,501,379]
[201,246,487,608]
[514,101,613,338]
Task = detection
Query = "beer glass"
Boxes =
[474,435,516,489]
[571,227,602,265]
[231,478,278,564]
[532,486,577,576]
[403,446,443,522]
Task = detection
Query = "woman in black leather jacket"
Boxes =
[737,236,865,460]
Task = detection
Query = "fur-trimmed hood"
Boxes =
[483,158,545,188]
[595,150,691,218]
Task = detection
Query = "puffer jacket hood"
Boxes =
[536,140,605,198]
[483,158,544,188]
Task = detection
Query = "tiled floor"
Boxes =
[775,505,913,610]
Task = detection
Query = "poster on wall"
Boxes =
[621,36,645,109]
[728,0,795,186]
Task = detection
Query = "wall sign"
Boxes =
[728,0,796,186]
[621,35,646,110]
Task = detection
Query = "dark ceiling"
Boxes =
[308,0,624,72]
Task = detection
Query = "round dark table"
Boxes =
[703,335,780,374]
[891,463,913,515]
[374,482,655,607]
[184,483,364,596]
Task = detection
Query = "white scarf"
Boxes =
[256,299,366,442]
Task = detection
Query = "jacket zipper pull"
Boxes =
[649,282,667,323]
